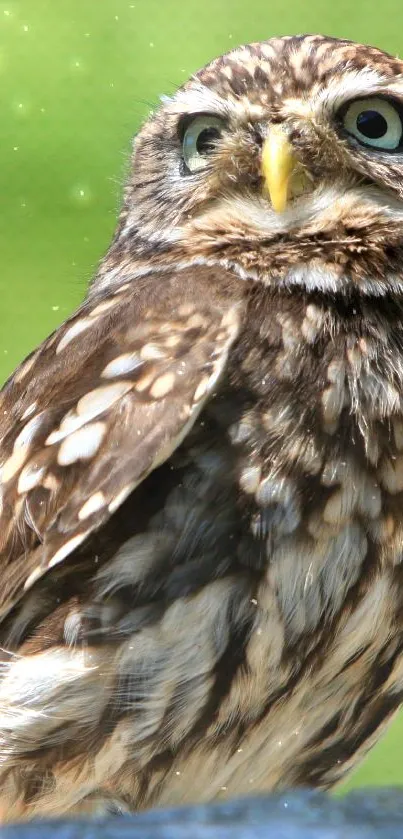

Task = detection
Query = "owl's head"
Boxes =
[116,36,403,295]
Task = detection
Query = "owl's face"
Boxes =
[117,36,403,295]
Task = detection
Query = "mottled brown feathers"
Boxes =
[0,268,242,615]
[2,33,403,822]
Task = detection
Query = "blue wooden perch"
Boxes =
[3,789,403,839]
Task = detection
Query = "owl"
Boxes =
[2,33,403,822]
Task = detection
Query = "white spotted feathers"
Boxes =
[0,267,242,617]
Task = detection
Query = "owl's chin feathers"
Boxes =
[90,177,403,301]
[181,181,403,239]
[157,182,403,297]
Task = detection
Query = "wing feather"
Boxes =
[0,266,243,617]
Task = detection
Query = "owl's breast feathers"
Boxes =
[0,261,403,818]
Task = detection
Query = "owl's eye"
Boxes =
[341,97,403,151]
[182,115,225,173]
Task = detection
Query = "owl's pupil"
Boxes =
[196,127,221,155]
[356,110,388,139]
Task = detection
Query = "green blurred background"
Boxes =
[2,0,403,791]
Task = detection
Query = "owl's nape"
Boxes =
[2,34,403,822]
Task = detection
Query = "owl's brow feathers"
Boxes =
[170,67,403,123]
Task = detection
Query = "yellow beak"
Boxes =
[261,126,297,213]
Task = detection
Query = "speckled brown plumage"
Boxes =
[2,34,403,821]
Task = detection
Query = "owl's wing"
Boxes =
[0,266,243,618]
